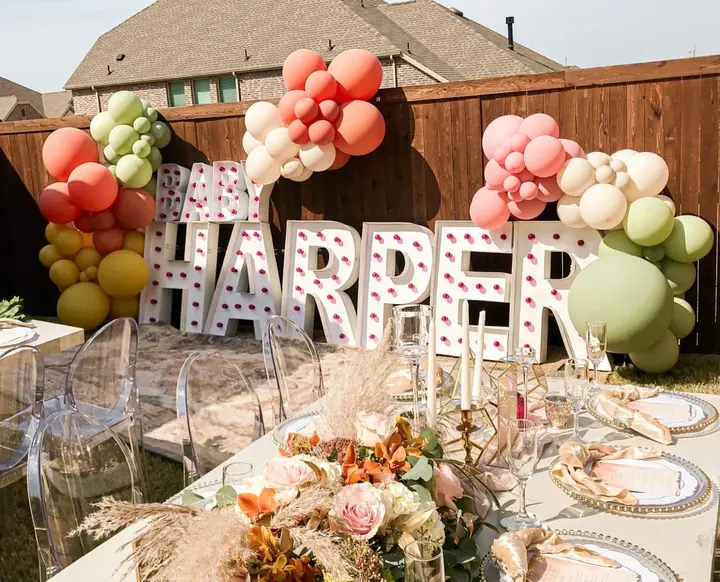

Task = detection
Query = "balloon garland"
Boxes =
[243,48,386,184]
[37,91,171,330]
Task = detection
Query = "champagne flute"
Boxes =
[500,419,542,530]
[513,346,536,420]
[565,358,589,442]
[585,321,607,395]
[403,540,445,582]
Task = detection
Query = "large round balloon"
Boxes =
[265,127,300,164]
[598,231,643,258]
[91,208,116,231]
[469,187,510,230]
[93,227,125,255]
[299,142,336,172]
[67,162,118,212]
[662,215,714,263]
[38,182,81,224]
[108,91,143,125]
[57,282,110,330]
[98,250,149,297]
[579,183,627,230]
[524,136,565,178]
[334,101,385,156]
[508,198,545,220]
[669,297,695,339]
[278,90,309,125]
[482,115,523,160]
[518,113,560,140]
[623,196,674,246]
[328,149,351,170]
[246,146,281,185]
[108,125,139,155]
[629,329,679,373]
[625,152,669,201]
[283,49,327,91]
[557,158,595,197]
[328,49,383,102]
[110,295,140,319]
[305,70,337,102]
[660,257,696,294]
[55,228,84,256]
[242,131,263,154]
[245,102,283,142]
[90,112,117,146]
[116,155,153,188]
[556,194,587,228]
[42,128,99,182]
[568,254,673,353]
[113,188,155,229]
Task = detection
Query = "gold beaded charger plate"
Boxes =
[480,529,680,582]
[385,368,454,401]
[549,451,711,515]
[271,411,322,451]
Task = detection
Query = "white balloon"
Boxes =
[609,158,626,172]
[595,165,615,184]
[556,194,587,228]
[611,149,639,164]
[281,158,305,179]
[614,171,631,191]
[299,142,336,172]
[245,146,281,185]
[242,131,263,155]
[657,194,676,216]
[625,152,669,199]
[587,151,611,169]
[579,183,627,230]
[289,165,313,182]
[245,101,283,142]
[557,157,595,197]
[265,127,300,164]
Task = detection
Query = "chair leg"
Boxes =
[128,417,148,501]
[182,438,200,486]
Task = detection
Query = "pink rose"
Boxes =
[263,457,316,492]
[354,411,393,448]
[433,464,464,510]
[330,482,386,540]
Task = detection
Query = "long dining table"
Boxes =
[51,388,720,582]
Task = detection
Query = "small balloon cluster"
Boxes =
[243,48,387,185]
[470,113,584,229]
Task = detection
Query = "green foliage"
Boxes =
[0,297,29,322]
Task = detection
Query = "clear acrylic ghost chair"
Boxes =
[262,315,324,423]
[62,317,146,495]
[27,408,142,580]
[176,351,265,485]
[0,345,44,488]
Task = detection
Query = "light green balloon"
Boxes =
[663,215,714,263]
[143,176,157,199]
[674,291,685,299]
[108,125,139,155]
[660,257,696,294]
[599,231,643,258]
[140,98,151,113]
[90,111,117,146]
[568,254,673,353]
[629,329,679,373]
[107,164,117,178]
[133,117,151,134]
[146,106,158,123]
[103,144,121,164]
[623,197,674,247]
[147,147,162,171]
[150,121,171,149]
[116,154,153,188]
[669,297,695,339]
[140,133,155,146]
[107,91,143,125]
[132,140,151,158]
[643,245,665,263]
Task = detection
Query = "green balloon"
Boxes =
[148,147,162,171]
[103,144,121,165]
[132,140,151,158]
[623,197,674,246]
[143,176,157,199]
[140,133,155,146]
[90,111,116,146]
[669,297,695,339]
[599,231,643,258]
[663,215,714,263]
[140,98,151,112]
[568,254,673,353]
[660,257,696,294]
[629,329,679,373]
[108,125,139,155]
[674,291,685,299]
[133,117,151,134]
[150,121,171,149]
[108,91,143,125]
[107,164,117,178]
[146,106,158,123]
[643,245,665,263]
[116,154,152,188]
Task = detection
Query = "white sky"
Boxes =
[1,0,719,93]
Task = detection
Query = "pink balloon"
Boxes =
[288,119,310,144]
[470,187,510,230]
[519,181,538,200]
[503,175,521,193]
[505,151,525,173]
[517,169,535,183]
[560,138,585,159]
[536,177,564,202]
[482,115,523,160]
[524,135,566,178]
[509,133,531,153]
[493,144,512,166]
[484,159,511,190]
[518,113,560,140]
[508,198,546,220]
[506,190,522,202]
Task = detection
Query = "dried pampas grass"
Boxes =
[271,483,339,529]
[290,526,357,580]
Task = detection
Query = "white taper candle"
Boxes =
[472,310,486,402]
[427,320,437,429]
[461,300,471,410]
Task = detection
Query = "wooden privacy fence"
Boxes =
[1,55,720,352]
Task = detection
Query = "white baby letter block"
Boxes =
[281,220,361,345]
[204,222,281,338]
[511,221,608,369]
[139,221,219,332]
[432,221,513,360]
[155,164,190,221]
[180,163,213,221]
[247,173,275,223]
[210,161,249,221]
[357,223,435,348]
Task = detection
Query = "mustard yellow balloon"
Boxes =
[49,259,80,288]
[39,244,63,268]
[85,265,98,280]
[74,246,102,271]
[79,271,89,282]
[57,282,110,330]
[45,223,65,244]
[123,230,145,255]
[55,228,84,256]
[98,250,149,297]
[109,295,139,319]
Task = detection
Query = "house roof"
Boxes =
[0,77,73,120]
[41,91,74,118]
[65,0,563,90]
[0,96,18,121]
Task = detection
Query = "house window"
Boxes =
[168,81,186,107]
[193,79,212,105]
[218,76,238,103]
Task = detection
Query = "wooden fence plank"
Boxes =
[410,102,428,226]
[626,82,646,151]
[450,100,469,223]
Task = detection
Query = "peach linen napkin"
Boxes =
[594,386,672,445]
[0,318,35,330]
[491,528,620,582]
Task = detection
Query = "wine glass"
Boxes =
[393,304,432,432]
[585,321,607,395]
[513,346,536,420]
[565,358,589,442]
[404,540,445,582]
[500,419,542,530]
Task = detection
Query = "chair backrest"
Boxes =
[262,315,324,422]
[176,351,265,482]
[27,408,142,577]
[0,345,44,482]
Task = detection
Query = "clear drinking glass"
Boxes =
[513,346,536,420]
[565,358,589,442]
[404,540,445,582]
[500,419,542,530]
[392,304,432,432]
[585,321,607,395]
[222,462,253,487]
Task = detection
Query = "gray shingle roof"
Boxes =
[0,96,17,121]
[65,0,563,90]
[0,77,73,120]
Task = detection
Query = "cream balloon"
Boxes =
[625,152,669,199]
[614,171,631,191]
[245,101,283,141]
[587,151,611,169]
[609,158,626,172]
[299,142,336,172]
[557,157,596,197]
[595,165,615,184]
[657,194,676,216]
[289,165,313,182]
[265,127,300,164]
[242,131,263,155]
[281,158,305,179]
[579,183,628,230]
[556,194,587,228]
[611,149,639,164]
[245,145,281,185]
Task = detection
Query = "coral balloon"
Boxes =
[57,282,110,331]
[74,211,94,233]
[91,209,116,231]
[113,188,155,230]
[560,139,585,159]
[524,135,565,178]
[308,120,336,145]
[93,227,125,255]
[329,149,351,170]
[508,198,546,220]
[98,250,149,298]
[278,90,309,125]
[484,159,512,190]
[38,182,81,224]
[328,49,383,102]
[110,296,140,319]
[42,127,99,182]
[318,100,340,123]
[504,151,525,173]
[518,113,560,139]
[123,231,145,255]
[67,162,118,212]
[305,70,337,102]
[509,133,531,153]
[295,97,319,124]
[482,115,523,160]
[283,49,327,91]
[493,144,512,166]
[470,187,510,230]
[334,101,385,156]
[55,228,84,256]
[536,177,564,202]
[288,119,310,145]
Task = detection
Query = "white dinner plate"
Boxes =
[0,327,35,349]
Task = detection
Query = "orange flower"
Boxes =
[342,444,394,484]
[238,487,277,522]
[282,431,321,456]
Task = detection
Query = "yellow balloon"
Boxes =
[123,231,145,255]
[39,244,63,268]
[98,250,149,298]
[109,295,139,319]
[45,223,65,244]
[57,282,110,331]
[85,265,98,280]
[55,228,84,256]
[79,271,89,282]
[49,259,79,288]
[74,247,102,271]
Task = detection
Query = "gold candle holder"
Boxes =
[443,403,496,466]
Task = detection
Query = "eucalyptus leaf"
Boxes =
[401,455,433,482]
[181,491,205,506]
[420,427,439,451]
[410,483,433,503]
[215,485,237,508]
